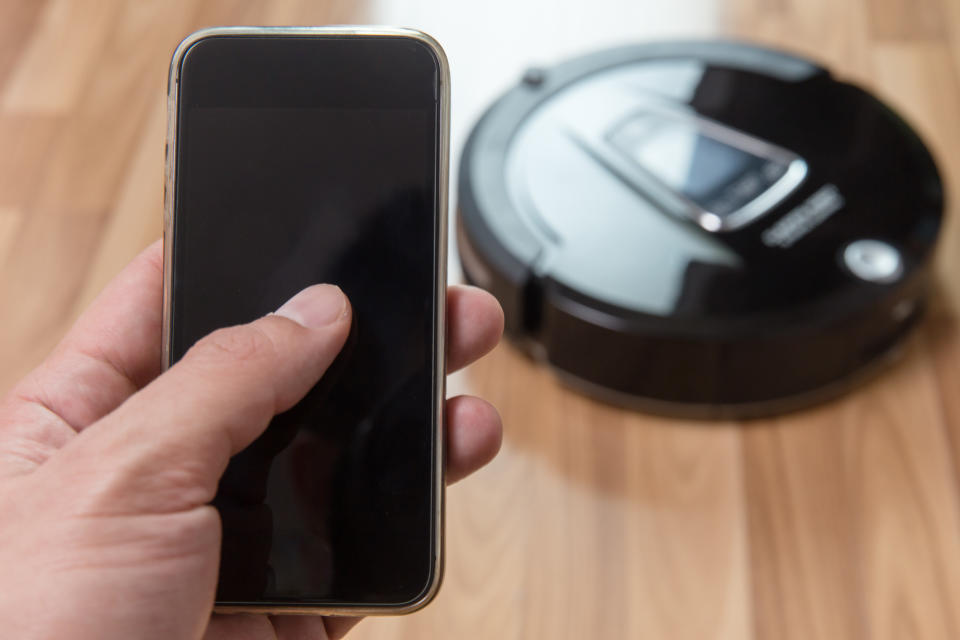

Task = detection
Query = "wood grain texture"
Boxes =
[865,0,948,41]
[1,2,959,639]
[0,0,49,91]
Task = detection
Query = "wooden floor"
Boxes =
[2,0,960,638]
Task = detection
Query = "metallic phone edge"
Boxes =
[161,25,451,617]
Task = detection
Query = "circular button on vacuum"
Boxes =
[843,240,903,283]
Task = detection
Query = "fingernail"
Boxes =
[274,285,347,328]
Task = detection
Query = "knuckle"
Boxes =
[189,324,278,368]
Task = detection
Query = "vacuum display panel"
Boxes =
[608,113,791,216]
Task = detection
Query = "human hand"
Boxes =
[0,240,503,640]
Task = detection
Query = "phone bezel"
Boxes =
[162,26,450,616]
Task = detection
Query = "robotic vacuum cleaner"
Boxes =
[457,41,944,417]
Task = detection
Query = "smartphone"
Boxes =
[162,27,449,614]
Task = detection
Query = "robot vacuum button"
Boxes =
[844,239,903,283]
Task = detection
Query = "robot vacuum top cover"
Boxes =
[457,41,944,417]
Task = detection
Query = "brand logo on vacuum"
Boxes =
[761,185,845,248]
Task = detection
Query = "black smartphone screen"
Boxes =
[168,34,443,608]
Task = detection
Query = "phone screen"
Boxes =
[169,35,443,607]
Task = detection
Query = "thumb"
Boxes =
[46,284,352,515]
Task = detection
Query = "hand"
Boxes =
[0,240,503,640]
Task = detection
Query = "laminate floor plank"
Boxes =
[0,0,50,91]
[1,0,124,113]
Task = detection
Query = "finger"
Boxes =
[446,395,503,484]
[0,240,163,476]
[204,613,353,640]
[51,285,352,516]
[269,615,333,640]
[321,617,362,640]
[203,613,275,640]
[446,285,503,373]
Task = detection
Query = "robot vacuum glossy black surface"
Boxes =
[457,41,944,417]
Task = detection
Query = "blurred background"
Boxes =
[2,1,960,638]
